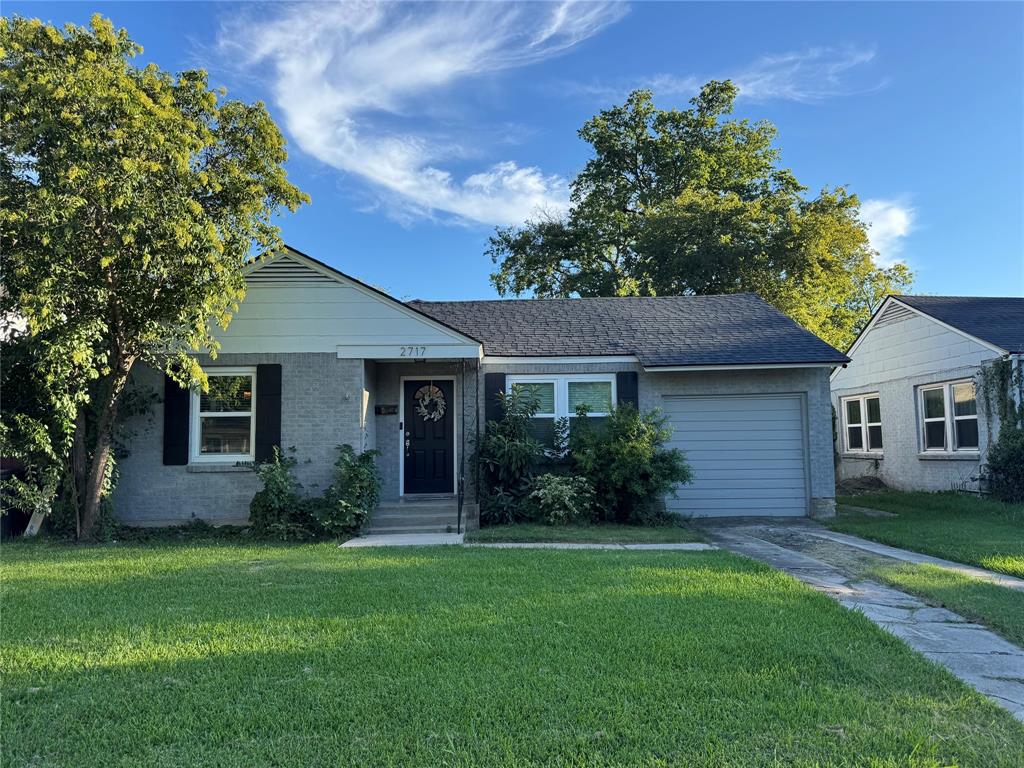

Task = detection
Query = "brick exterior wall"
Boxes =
[114,354,836,526]
[113,353,365,526]
[832,363,991,492]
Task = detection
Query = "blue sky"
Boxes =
[10,1,1024,301]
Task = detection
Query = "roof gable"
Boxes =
[895,296,1024,354]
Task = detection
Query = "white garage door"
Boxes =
[662,394,808,517]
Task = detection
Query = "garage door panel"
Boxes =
[663,394,808,517]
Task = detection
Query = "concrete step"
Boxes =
[364,523,460,535]
[370,511,459,524]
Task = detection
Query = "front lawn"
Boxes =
[3,542,1022,767]
[466,522,703,544]
[832,491,1024,577]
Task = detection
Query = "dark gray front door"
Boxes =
[403,379,454,494]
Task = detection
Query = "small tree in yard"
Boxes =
[0,15,308,538]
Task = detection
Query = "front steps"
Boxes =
[364,498,461,535]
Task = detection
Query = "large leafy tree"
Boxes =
[0,15,308,538]
[489,83,911,349]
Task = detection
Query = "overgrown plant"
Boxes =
[570,404,693,524]
[976,359,1024,503]
[475,388,545,524]
[249,448,316,540]
[314,446,381,536]
[530,474,595,525]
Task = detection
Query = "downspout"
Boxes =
[457,358,466,534]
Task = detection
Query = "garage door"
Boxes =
[662,394,808,517]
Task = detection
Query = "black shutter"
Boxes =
[163,375,190,465]
[616,371,639,409]
[484,372,506,425]
[255,364,282,463]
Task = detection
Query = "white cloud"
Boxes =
[219,1,627,225]
[860,198,914,266]
[569,45,887,104]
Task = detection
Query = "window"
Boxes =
[190,368,256,462]
[842,394,882,453]
[508,375,616,447]
[918,380,978,453]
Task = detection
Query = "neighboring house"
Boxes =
[831,295,1024,493]
[113,247,849,529]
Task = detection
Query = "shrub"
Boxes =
[987,425,1024,503]
[475,388,545,524]
[570,404,693,524]
[313,445,381,536]
[249,448,316,540]
[530,473,594,525]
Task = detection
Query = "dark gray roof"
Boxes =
[895,296,1024,354]
[408,293,849,368]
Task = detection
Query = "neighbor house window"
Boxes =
[918,380,978,453]
[190,367,256,462]
[507,375,616,447]
[842,394,882,453]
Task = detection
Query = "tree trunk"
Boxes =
[70,409,87,539]
[79,358,135,540]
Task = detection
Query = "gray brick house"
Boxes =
[831,295,1024,492]
[114,247,849,530]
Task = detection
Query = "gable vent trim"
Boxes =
[875,302,915,328]
[246,256,335,284]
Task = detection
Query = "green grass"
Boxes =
[465,522,703,544]
[868,562,1024,647]
[3,541,1023,767]
[832,491,1024,577]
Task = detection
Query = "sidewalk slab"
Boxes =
[340,533,464,547]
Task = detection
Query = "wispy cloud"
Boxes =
[219,1,627,225]
[860,198,914,266]
[569,45,888,104]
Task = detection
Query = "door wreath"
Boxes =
[414,384,446,422]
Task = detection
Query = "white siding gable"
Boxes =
[213,251,481,358]
[832,300,993,391]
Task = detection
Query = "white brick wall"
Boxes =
[831,311,997,492]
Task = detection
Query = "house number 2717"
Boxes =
[400,346,427,357]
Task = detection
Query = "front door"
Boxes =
[403,379,455,494]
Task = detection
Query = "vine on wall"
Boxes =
[975,358,1024,445]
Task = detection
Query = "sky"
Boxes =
[9,1,1024,301]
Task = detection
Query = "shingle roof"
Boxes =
[408,294,849,368]
[895,296,1024,354]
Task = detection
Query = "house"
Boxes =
[113,247,849,531]
[831,295,1024,493]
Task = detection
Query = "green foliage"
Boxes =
[313,446,381,536]
[488,84,912,350]
[529,473,595,525]
[570,404,693,524]
[249,448,316,541]
[475,388,545,524]
[0,14,307,537]
[987,426,1024,504]
[250,446,380,540]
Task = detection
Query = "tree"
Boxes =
[0,15,308,538]
[488,83,912,349]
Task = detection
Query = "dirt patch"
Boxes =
[836,475,889,496]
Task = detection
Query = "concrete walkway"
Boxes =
[340,533,464,547]
[466,542,717,551]
[700,519,1024,722]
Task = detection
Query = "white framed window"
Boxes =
[918,380,978,453]
[841,393,883,453]
[507,374,616,447]
[190,367,256,463]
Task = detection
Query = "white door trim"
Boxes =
[398,375,458,497]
